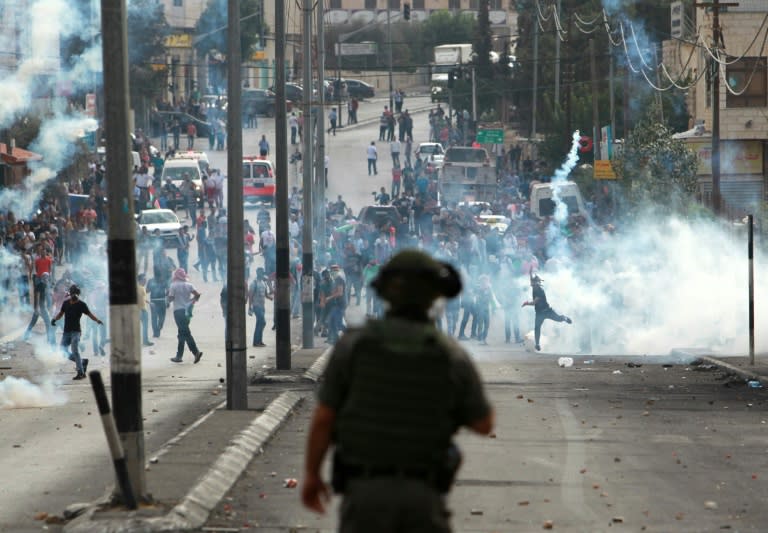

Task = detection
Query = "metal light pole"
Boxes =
[276,0,291,369]
[100,0,146,501]
[301,0,315,350]
[315,0,326,258]
[387,5,394,111]
[225,0,247,408]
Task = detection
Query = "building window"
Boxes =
[449,0,461,9]
[388,0,401,8]
[173,0,182,6]
[413,0,424,8]
[365,0,376,8]
[330,0,341,7]
[726,57,767,108]
[469,0,478,8]
[490,0,502,8]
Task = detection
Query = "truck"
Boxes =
[439,146,497,204]
[430,43,473,102]
[528,181,587,220]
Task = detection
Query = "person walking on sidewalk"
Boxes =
[51,284,104,380]
[248,267,272,347]
[521,271,572,351]
[301,249,495,530]
[327,108,337,136]
[168,268,203,364]
[289,113,299,145]
[367,141,378,176]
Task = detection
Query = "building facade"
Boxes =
[668,0,768,214]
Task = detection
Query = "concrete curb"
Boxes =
[671,349,768,383]
[64,391,305,533]
[303,346,332,382]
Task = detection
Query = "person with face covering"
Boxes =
[168,268,203,364]
[51,284,103,380]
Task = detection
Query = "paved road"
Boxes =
[200,348,768,532]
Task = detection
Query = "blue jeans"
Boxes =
[252,306,266,345]
[173,308,199,358]
[61,331,84,374]
[140,309,151,344]
[327,305,345,342]
[368,158,377,175]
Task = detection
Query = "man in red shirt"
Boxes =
[187,122,197,149]
[34,246,53,310]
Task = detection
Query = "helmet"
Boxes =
[371,249,461,306]
[68,284,81,296]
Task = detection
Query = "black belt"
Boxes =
[344,464,432,481]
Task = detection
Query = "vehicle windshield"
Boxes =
[164,167,199,181]
[445,148,487,163]
[141,211,177,224]
[243,163,272,178]
[419,145,442,155]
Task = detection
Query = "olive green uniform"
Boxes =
[319,317,492,532]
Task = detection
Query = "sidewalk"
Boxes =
[63,346,331,533]
[671,348,768,386]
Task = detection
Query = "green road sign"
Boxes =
[476,128,504,144]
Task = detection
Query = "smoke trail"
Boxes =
[544,131,582,262]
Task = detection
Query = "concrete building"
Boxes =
[324,0,516,39]
[666,0,768,214]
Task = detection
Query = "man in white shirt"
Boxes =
[289,113,299,145]
[390,139,401,168]
[366,141,378,176]
[211,169,225,208]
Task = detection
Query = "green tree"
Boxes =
[127,0,170,117]
[195,0,266,61]
[612,104,699,214]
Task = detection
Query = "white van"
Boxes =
[160,158,204,210]
[529,181,586,219]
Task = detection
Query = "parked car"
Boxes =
[343,79,375,99]
[242,89,277,117]
[135,209,181,248]
[270,83,304,103]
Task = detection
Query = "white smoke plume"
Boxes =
[0,376,68,409]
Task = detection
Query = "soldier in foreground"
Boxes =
[302,249,495,532]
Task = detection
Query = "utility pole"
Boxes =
[590,39,600,161]
[695,0,738,215]
[100,0,146,501]
[309,2,326,348]
[387,3,394,111]
[531,17,538,138]
[225,0,247,407]
[554,0,561,106]
[301,0,314,352]
[275,0,291,369]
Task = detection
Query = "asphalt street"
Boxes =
[199,348,768,533]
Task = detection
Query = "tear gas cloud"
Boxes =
[509,132,767,356]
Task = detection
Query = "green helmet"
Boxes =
[372,249,462,307]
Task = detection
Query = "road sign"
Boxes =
[476,129,504,144]
[594,160,617,180]
[335,42,378,56]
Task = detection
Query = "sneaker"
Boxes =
[457,335,469,341]
[73,373,86,380]
[535,344,541,351]
[99,348,106,356]
[82,359,89,374]
[254,343,266,347]
[143,341,155,346]
[565,316,573,324]
[170,357,183,363]
[194,351,203,364]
